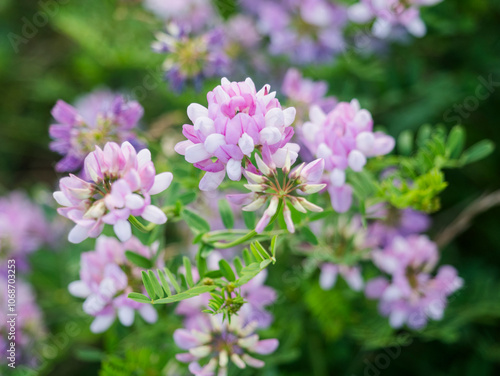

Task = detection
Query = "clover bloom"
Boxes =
[229,149,326,234]
[1,278,45,366]
[174,313,279,376]
[53,141,173,243]
[366,204,430,248]
[152,24,230,92]
[68,236,159,333]
[175,77,298,191]
[49,89,143,173]
[251,0,347,64]
[301,99,395,212]
[348,0,443,39]
[144,0,216,32]
[0,192,51,271]
[365,235,463,329]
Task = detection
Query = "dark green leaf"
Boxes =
[125,250,152,269]
[219,259,236,282]
[181,208,211,234]
[218,199,235,229]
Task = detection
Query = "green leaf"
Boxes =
[219,259,236,282]
[250,243,265,262]
[242,210,256,229]
[270,235,278,259]
[157,270,172,297]
[299,226,319,246]
[127,292,151,303]
[233,256,244,275]
[183,257,194,288]
[460,140,495,165]
[218,200,235,229]
[153,286,217,304]
[446,125,466,159]
[164,267,181,293]
[181,208,210,234]
[179,191,197,205]
[242,248,254,265]
[204,270,224,279]
[196,250,207,278]
[417,124,432,147]
[398,130,414,156]
[128,215,149,233]
[141,271,156,300]
[124,251,152,269]
[148,270,165,299]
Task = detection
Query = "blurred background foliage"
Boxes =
[1,0,499,375]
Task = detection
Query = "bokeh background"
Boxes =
[1,0,499,375]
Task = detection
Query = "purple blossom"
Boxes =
[1,278,45,366]
[348,0,443,39]
[320,263,364,292]
[49,89,143,173]
[152,24,231,92]
[174,313,279,375]
[366,203,431,248]
[53,141,173,243]
[68,235,159,333]
[0,192,51,272]
[175,77,299,191]
[365,235,463,329]
[144,0,217,32]
[252,0,348,64]
[300,99,395,213]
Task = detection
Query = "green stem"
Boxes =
[129,205,178,233]
[205,200,284,249]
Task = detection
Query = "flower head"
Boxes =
[0,278,45,366]
[153,24,230,92]
[366,204,430,248]
[301,99,395,212]
[366,235,463,329]
[53,141,173,243]
[174,313,279,376]
[144,0,217,32]
[68,235,159,333]
[252,0,347,64]
[175,77,298,191]
[229,151,326,234]
[348,0,443,39]
[0,192,51,272]
[49,89,143,173]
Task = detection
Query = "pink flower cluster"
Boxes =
[0,192,52,271]
[68,236,159,333]
[49,89,143,173]
[365,235,463,329]
[54,141,173,243]
[301,99,395,212]
[175,78,298,191]
[1,278,45,366]
[348,0,443,39]
[174,314,279,375]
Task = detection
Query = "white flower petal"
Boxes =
[68,281,91,298]
[185,144,211,163]
[149,172,173,195]
[227,159,242,181]
[141,205,167,224]
[118,306,135,327]
[68,225,89,244]
[114,220,132,242]
[187,103,209,123]
[90,314,115,333]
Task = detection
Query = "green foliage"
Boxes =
[374,125,494,212]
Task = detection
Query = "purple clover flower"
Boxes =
[174,313,279,375]
[53,141,173,243]
[365,235,463,329]
[366,203,431,248]
[300,99,395,213]
[252,0,348,64]
[152,24,231,92]
[1,278,45,366]
[175,77,299,191]
[49,89,143,173]
[0,192,52,272]
[348,0,443,39]
[68,235,159,333]
[144,0,217,32]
